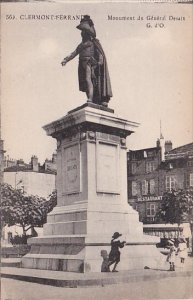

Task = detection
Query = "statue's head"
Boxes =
[80,15,94,26]
[81,30,92,41]
[77,15,96,38]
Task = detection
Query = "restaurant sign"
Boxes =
[137,196,162,202]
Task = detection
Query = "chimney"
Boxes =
[156,138,160,148]
[165,140,173,153]
[159,120,165,161]
[31,155,39,172]
[159,135,165,162]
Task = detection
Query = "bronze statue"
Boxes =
[61,15,112,107]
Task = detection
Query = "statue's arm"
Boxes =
[61,43,84,66]
[61,49,79,66]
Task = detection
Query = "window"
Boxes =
[146,203,156,217]
[146,161,156,173]
[188,161,193,167]
[131,163,137,174]
[7,232,13,244]
[132,181,138,196]
[190,173,193,187]
[150,179,155,194]
[147,151,155,158]
[166,176,176,191]
[142,180,148,195]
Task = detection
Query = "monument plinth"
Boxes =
[22,104,163,273]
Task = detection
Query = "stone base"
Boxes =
[21,232,164,273]
[42,201,143,239]
[22,196,162,273]
[4,260,193,288]
[68,102,114,114]
[22,106,163,273]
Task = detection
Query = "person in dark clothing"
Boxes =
[108,232,126,272]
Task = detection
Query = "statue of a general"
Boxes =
[61,15,112,107]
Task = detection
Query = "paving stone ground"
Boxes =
[1,256,193,288]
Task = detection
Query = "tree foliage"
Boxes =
[156,188,193,225]
[1,183,57,235]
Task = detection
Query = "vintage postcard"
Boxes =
[1,1,193,299]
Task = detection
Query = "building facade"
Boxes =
[4,154,56,198]
[2,154,57,245]
[127,141,193,225]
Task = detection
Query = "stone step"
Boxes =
[47,210,87,223]
[23,253,84,260]
[21,253,84,272]
[1,258,21,268]
[43,220,87,235]
[27,235,86,245]
[29,243,84,255]
[27,235,86,256]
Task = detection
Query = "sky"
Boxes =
[1,2,192,163]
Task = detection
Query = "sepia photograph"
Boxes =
[1,1,193,299]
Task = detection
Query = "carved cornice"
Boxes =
[43,107,139,140]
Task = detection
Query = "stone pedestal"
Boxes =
[22,103,163,273]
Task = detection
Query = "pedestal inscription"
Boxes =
[96,142,119,194]
[63,144,81,194]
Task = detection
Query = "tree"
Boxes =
[1,183,57,236]
[156,188,193,226]
[156,188,193,253]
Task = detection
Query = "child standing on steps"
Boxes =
[108,232,126,272]
[177,237,188,264]
[166,239,177,271]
